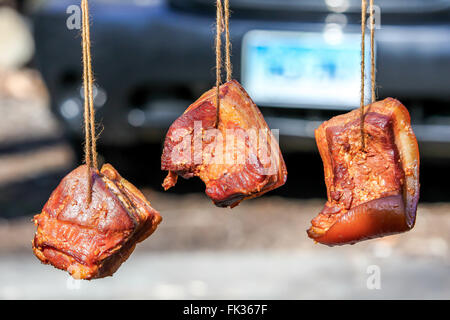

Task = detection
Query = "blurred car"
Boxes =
[32,0,450,157]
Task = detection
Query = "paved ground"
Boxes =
[1,249,449,300]
[1,192,450,299]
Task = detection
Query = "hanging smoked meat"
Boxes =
[33,164,162,279]
[161,80,287,208]
[308,98,420,246]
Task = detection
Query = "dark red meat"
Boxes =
[308,98,420,246]
[33,164,162,279]
[161,80,287,207]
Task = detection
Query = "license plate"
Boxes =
[242,30,373,110]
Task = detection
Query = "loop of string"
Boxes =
[215,0,232,127]
[81,0,97,201]
[360,0,376,151]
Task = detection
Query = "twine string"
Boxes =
[81,0,97,202]
[360,0,377,151]
[84,1,97,169]
[224,0,232,82]
[82,0,91,171]
[215,0,232,127]
[370,0,376,103]
[360,0,367,151]
[215,0,223,128]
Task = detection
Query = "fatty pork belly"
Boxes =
[33,164,162,279]
[308,98,420,246]
[161,80,287,208]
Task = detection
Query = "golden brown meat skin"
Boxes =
[308,98,420,246]
[32,164,162,279]
[161,80,287,208]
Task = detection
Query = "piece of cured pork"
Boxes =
[33,164,162,279]
[308,98,420,246]
[161,80,287,208]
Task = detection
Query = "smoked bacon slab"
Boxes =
[161,80,287,208]
[308,98,420,246]
[33,164,162,279]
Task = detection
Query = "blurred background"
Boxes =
[0,0,450,299]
